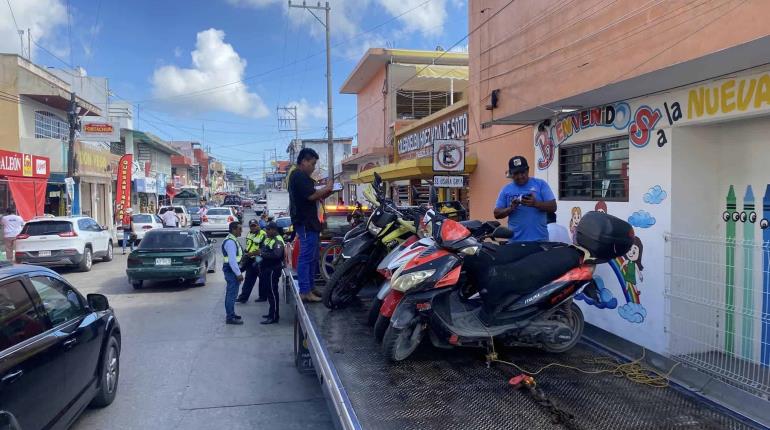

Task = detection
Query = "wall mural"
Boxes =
[643,185,667,204]
[628,209,656,228]
[723,184,770,365]
[569,206,582,244]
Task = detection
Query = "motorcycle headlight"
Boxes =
[460,245,480,256]
[391,269,435,292]
[368,222,383,235]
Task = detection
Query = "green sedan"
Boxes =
[126,228,217,289]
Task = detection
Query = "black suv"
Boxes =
[0,264,121,430]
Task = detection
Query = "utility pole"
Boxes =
[278,105,298,162]
[288,1,334,182]
[67,92,80,215]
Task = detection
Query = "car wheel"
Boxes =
[132,280,143,289]
[90,335,120,407]
[103,241,114,262]
[79,247,93,272]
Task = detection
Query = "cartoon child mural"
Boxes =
[595,200,608,213]
[569,207,582,244]
[615,236,648,323]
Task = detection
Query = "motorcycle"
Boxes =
[322,173,424,309]
[380,208,634,362]
[368,219,501,342]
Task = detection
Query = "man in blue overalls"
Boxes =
[222,221,244,325]
[259,221,285,325]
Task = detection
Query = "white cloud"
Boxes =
[150,28,270,118]
[377,0,447,37]
[286,98,326,125]
[343,33,388,60]
[173,46,183,58]
[0,0,68,57]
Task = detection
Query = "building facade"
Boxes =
[468,0,770,399]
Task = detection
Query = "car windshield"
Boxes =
[139,231,196,250]
[187,207,200,214]
[223,196,241,205]
[173,207,184,214]
[257,200,266,204]
[208,208,231,215]
[21,221,72,236]
[132,214,153,223]
[276,218,292,229]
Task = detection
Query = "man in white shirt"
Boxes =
[1,208,24,261]
[160,208,179,228]
[547,212,571,244]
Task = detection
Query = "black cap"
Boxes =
[508,156,529,174]
[248,218,259,226]
[265,221,279,230]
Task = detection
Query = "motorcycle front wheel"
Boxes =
[322,254,369,309]
[382,318,424,362]
[320,242,343,281]
[366,297,383,326]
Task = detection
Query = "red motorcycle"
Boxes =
[379,210,634,362]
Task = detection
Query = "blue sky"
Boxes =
[1,0,468,179]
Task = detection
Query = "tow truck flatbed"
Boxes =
[285,270,760,430]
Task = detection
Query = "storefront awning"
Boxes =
[351,153,477,184]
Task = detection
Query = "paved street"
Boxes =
[59,223,334,430]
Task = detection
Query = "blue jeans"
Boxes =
[122,230,134,253]
[223,266,241,319]
[296,225,319,294]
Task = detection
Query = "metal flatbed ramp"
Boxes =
[288,274,758,430]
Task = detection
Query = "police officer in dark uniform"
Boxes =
[259,221,285,325]
[236,219,266,303]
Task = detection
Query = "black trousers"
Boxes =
[237,260,260,301]
[260,265,281,319]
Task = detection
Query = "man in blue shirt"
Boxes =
[494,156,557,242]
[222,221,245,325]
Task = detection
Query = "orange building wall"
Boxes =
[355,67,387,153]
[469,0,770,123]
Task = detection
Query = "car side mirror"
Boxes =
[209,238,217,244]
[87,293,109,311]
[101,225,109,231]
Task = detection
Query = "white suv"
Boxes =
[158,206,190,228]
[14,216,114,272]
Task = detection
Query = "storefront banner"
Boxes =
[157,173,167,196]
[397,111,469,155]
[75,141,119,178]
[134,177,157,194]
[432,139,465,172]
[115,155,133,225]
[80,121,120,142]
[64,177,75,200]
[8,177,47,220]
[433,175,465,188]
[0,149,50,178]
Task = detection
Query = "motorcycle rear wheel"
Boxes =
[382,319,424,362]
[542,302,584,353]
[322,254,369,309]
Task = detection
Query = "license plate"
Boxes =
[213,219,224,224]
[38,250,51,257]
[156,258,171,266]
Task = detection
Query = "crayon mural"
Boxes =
[722,184,770,365]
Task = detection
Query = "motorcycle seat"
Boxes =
[475,246,584,315]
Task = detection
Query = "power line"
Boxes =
[66,0,73,66]
[84,0,103,72]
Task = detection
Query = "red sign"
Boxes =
[144,161,151,177]
[83,123,114,133]
[115,154,133,225]
[0,149,49,178]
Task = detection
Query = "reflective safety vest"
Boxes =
[246,230,266,252]
[263,235,285,249]
[221,233,243,263]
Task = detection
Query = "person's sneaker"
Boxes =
[233,314,242,320]
[311,289,324,297]
[260,318,278,325]
[226,318,244,325]
[300,293,322,303]
[236,298,247,304]
[254,298,267,303]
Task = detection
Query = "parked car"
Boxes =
[0,263,121,430]
[158,206,189,228]
[200,207,237,236]
[117,214,164,245]
[125,229,217,289]
[14,216,113,272]
[241,198,254,208]
[186,206,203,226]
[254,199,268,216]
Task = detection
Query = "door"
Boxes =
[26,276,104,410]
[0,279,66,430]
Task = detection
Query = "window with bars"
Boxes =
[395,91,462,120]
[34,111,68,139]
[558,137,629,201]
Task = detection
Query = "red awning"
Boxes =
[8,177,47,220]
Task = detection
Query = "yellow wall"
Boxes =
[0,56,20,152]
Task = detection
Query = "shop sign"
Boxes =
[81,121,120,142]
[134,177,157,194]
[433,139,465,172]
[74,141,117,178]
[115,155,133,225]
[433,175,465,188]
[64,177,75,200]
[157,173,167,196]
[0,149,49,178]
[397,111,468,155]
